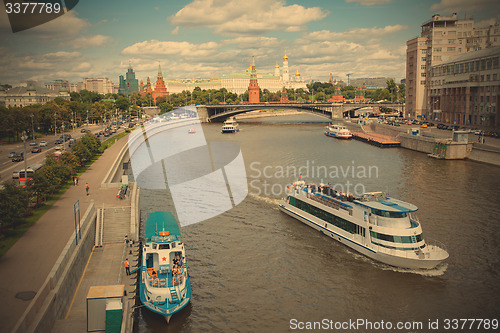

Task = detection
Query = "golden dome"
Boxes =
[283,51,288,61]
[275,63,280,68]
[295,68,300,76]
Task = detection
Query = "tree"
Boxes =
[0,184,30,235]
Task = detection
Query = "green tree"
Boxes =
[0,184,30,235]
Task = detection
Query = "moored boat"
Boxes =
[279,181,449,269]
[325,123,352,139]
[139,211,191,323]
[221,117,239,133]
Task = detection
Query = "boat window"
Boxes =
[371,208,407,218]
[152,243,157,249]
[292,197,360,234]
[171,242,176,248]
[159,243,170,249]
[370,231,423,243]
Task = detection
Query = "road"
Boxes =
[0,124,119,184]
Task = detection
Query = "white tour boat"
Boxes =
[221,117,239,133]
[325,123,352,139]
[279,181,449,269]
[139,211,191,323]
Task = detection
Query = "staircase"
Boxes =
[97,206,131,244]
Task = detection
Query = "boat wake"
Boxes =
[379,263,448,276]
[248,193,282,208]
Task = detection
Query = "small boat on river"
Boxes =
[221,117,239,133]
[279,180,449,269]
[139,211,191,323]
[325,123,352,139]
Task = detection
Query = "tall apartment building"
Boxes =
[83,78,116,94]
[406,13,500,120]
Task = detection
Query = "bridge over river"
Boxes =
[195,102,403,122]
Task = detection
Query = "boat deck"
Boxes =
[352,132,400,147]
[146,263,186,288]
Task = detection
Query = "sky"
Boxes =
[0,0,499,87]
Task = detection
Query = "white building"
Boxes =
[406,13,500,119]
[83,78,116,94]
[0,85,70,108]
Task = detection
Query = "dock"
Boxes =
[351,132,400,148]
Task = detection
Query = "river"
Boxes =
[133,114,500,332]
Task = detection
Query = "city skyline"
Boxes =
[0,0,499,87]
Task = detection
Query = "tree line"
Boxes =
[0,80,405,142]
[0,132,101,237]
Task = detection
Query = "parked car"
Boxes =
[420,123,428,128]
[12,152,24,162]
[31,146,41,153]
[39,141,47,147]
[29,140,37,146]
[81,128,87,133]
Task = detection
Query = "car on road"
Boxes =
[55,139,63,144]
[29,140,37,146]
[31,147,42,153]
[9,151,16,158]
[81,128,87,133]
[12,152,24,162]
[55,145,64,151]
[39,141,47,147]
[420,123,428,128]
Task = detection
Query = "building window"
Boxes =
[421,65,426,70]
[421,49,427,54]
[434,48,442,52]
[420,80,425,85]
[447,47,456,52]
[422,57,426,62]
[421,72,426,77]
[448,39,456,44]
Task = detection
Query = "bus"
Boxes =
[18,164,44,188]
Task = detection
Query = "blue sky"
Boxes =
[0,0,498,87]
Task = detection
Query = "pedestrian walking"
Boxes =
[124,258,130,275]
[73,176,77,186]
[85,182,89,195]
[124,235,129,245]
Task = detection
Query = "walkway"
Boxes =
[0,134,130,333]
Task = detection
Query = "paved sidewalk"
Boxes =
[0,134,130,333]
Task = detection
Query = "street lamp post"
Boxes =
[22,131,28,187]
[31,114,34,140]
[54,112,57,138]
[86,110,89,129]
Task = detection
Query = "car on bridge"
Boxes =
[12,152,24,162]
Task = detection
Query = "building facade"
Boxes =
[118,64,139,95]
[0,85,70,107]
[428,46,500,128]
[83,78,116,94]
[406,13,500,119]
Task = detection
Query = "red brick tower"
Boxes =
[248,56,260,104]
[152,62,168,102]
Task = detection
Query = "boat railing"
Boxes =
[372,242,440,260]
[425,238,448,253]
[310,192,353,215]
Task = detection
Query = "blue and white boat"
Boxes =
[279,181,449,269]
[325,123,352,139]
[139,211,191,323]
[221,117,239,133]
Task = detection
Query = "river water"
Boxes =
[133,114,500,332]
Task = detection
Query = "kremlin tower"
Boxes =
[282,51,289,83]
[139,61,169,102]
[151,62,168,102]
[248,56,260,104]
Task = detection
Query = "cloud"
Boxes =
[169,0,327,36]
[66,35,114,49]
[430,0,500,12]
[171,26,179,35]
[122,40,220,58]
[345,0,392,5]
[305,25,408,42]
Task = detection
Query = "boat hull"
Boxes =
[279,203,445,270]
[325,131,352,139]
